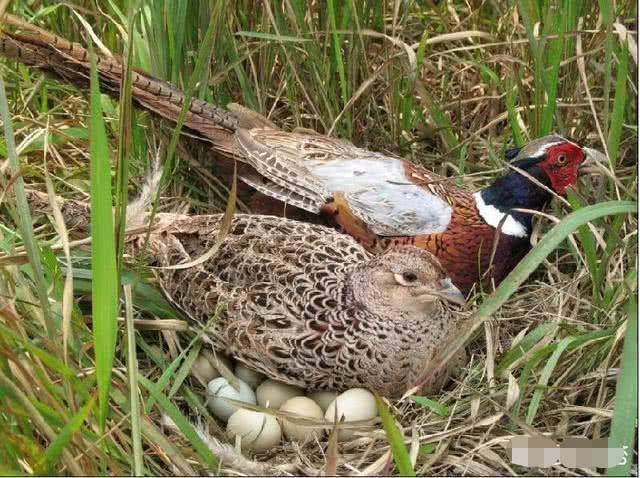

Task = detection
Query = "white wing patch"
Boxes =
[308,159,453,236]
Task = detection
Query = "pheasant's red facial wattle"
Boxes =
[537,142,586,194]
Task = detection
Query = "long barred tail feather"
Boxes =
[3,14,328,219]
[0,13,239,146]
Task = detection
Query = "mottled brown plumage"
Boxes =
[24,188,466,397]
[130,213,466,397]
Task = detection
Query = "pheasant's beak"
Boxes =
[417,278,466,306]
[580,147,600,168]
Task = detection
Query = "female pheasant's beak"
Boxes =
[416,278,466,306]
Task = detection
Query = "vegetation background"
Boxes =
[0,0,636,475]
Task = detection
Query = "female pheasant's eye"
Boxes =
[393,271,419,286]
[402,272,417,283]
[557,154,568,165]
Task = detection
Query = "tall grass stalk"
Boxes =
[142,0,224,255]
[0,75,53,336]
[113,5,137,278]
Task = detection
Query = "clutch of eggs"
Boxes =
[194,353,379,451]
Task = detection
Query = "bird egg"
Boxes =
[207,376,256,422]
[191,354,220,384]
[256,379,303,409]
[226,408,282,452]
[324,388,378,441]
[279,396,324,442]
[307,391,338,413]
[234,363,265,389]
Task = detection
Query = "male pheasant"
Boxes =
[26,190,467,397]
[232,130,585,295]
[0,17,587,295]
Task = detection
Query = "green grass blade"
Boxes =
[506,80,525,145]
[0,323,90,401]
[143,332,204,412]
[235,31,309,42]
[73,270,183,320]
[540,8,563,135]
[35,394,97,474]
[566,189,600,301]
[143,349,188,413]
[165,2,221,170]
[0,369,83,476]
[423,90,458,150]
[144,2,222,249]
[607,42,628,170]
[0,467,29,476]
[168,1,188,85]
[410,396,449,417]
[517,0,543,132]
[124,285,143,475]
[0,75,53,336]
[596,0,614,135]
[88,42,120,432]
[138,374,219,470]
[607,293,637,477]
[167,343,201,400]
[525,336,575,424]
[327,0,350,137]
[113,5,137,279]
[595,214,626,294]
[0,127,89,156]
[474,201,634,328]
[496,323,557,373]
[376,395,416,476]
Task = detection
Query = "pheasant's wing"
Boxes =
[307,157,456,236]
[236,129,331,213]
[237,129,460,236]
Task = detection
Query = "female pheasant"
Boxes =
[0,18,587,295]
[26,190,467,397]
[142,215,467,396]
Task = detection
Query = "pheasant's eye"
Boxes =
[393,271,419,286]
[556,153,568,165]
[403,272,418,283]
